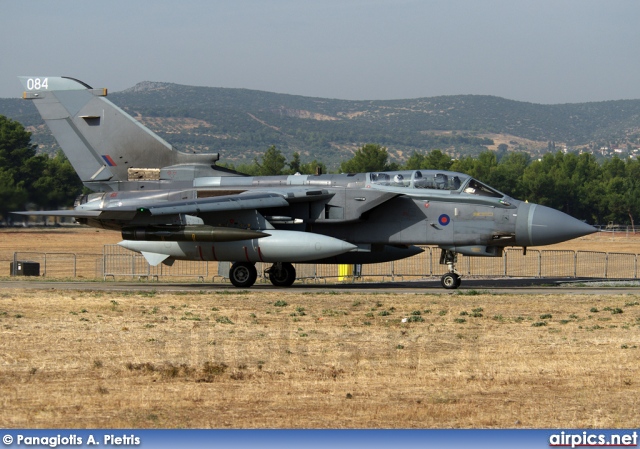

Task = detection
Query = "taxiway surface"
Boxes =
[1,278,639,295]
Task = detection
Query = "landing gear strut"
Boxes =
[439,249,461,289]
[229,262,258,288]
[265,262,296,287]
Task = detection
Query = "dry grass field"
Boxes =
[0,227,120,261]
[1,288,639,428]
[1,228,640,428]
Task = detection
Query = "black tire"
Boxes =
[441,272,460,289]
[229,262,257,288]
[268,262,296,287]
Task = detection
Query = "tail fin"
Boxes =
[19,76,220,190]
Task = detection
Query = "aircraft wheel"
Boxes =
[229,262,258,288]
[441,273,461,289]
[268,262,296,287]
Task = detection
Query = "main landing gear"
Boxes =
[229,262,297,288]
[229,262,258,288]
[265,262,297,287]
[440,249,462,289]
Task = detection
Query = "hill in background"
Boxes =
[2,81,640,169]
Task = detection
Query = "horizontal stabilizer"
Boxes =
[12,210,101,218]
[11,209,137,221]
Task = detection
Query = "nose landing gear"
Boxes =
[440,249,461,289]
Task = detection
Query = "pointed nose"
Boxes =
[515,203,596,247]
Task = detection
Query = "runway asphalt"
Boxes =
[1,277,640,295]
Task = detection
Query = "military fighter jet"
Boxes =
[16,76,596,289]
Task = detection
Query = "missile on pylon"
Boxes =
[121,225,270,242]
[118,229,357,265]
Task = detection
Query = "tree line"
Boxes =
[0,116,83,223]
[1,115,638,227]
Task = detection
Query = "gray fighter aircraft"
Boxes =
[16,76,596,289]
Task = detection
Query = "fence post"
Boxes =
[604,253,608,278]
[503,250,508,277]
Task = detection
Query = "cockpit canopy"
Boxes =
[368,170,503,198]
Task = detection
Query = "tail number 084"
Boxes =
[26,78,48,90]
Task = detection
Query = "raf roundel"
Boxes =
[438,214,451,226]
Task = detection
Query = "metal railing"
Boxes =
[594,224,638,237]
[10,251,102,278]
[8,245,640,284]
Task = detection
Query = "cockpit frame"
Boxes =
[367,170,503,198]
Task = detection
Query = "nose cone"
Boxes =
[516,203,596,247]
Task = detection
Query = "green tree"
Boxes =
[425,150,453,170]
[521,152,601,221]
[449,151,498,182]
[299,159,327,175]
[521,153,562,208]
[488,152,530,198]
[496,143,509,161]
[31,151,84,211]
[622,158,640,229]
[403,151,426,170]
[0,116,37,222]
[288,152,302,174]
[20,153,49,202]
[339,144,390,173]
[597,156,640,227]
[0,116,85,222]
[231,162,261,176]
[473,151,499,181]
[0,115,37,175]
[0,168,27,224]
[255,145,287,176]
[403,150,452,171]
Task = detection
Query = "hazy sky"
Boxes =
[2,0,639,104]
